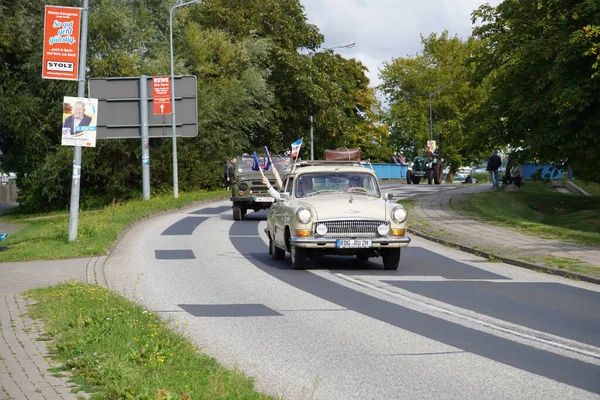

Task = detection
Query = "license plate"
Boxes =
[336,239,372,248]
[254,197,274,202]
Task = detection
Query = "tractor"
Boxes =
[406,154,443,185]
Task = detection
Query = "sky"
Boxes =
[300,0,502,89]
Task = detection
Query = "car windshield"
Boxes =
[236,155,293,173]
[294,172,380,198]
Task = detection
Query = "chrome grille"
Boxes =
[313,219,388,237]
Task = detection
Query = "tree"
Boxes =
[472,0,600,181]
[379,32,488,179]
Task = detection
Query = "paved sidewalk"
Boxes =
[409,184,600,284]
[0,257,106,399]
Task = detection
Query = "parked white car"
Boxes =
[265,161,411,270]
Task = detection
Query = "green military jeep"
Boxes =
[230,154,293,220]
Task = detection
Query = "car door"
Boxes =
[271,177,293,247]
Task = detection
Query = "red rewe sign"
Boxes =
[152,76,172,115]
[42,6,81,81]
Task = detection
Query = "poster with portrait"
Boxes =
[427,140,437,151]
[61,96,98,147]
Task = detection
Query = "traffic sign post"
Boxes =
[152,76,172,115]
[88,75,198,200]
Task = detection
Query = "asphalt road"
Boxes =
[104,187,600,400]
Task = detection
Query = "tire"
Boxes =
[232,206,242,221]
[406,170,412,184]
[356,254,369,262]
[382,248,401,270]
[434,163,442,184]
[270,237,285,260]
[427,170,433,185]
[290,245,307,270]
[412,176,421,184]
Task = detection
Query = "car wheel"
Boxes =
[270,237,285,260]
[290,245,307,270]
[232,206,242,221]
[412,176,421,184]
[406,170,412,184]
[356,254,369,262]
[382,248,401,270]
[427,170,433,185]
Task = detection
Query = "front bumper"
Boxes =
[290,236,411,248]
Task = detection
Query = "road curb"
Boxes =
[409,228,600,285]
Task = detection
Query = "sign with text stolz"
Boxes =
[42,6,81,81]
[89,76,198,139]
[152,76,172,115]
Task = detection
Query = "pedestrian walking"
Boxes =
[224,157,235,190]
[486,150,502,189]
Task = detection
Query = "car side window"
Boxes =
[284,177,294,193]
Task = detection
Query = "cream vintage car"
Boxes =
[265,161,411,270]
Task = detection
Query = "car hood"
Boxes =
[296,194,388,220]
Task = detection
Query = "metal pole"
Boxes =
[310,114,314,160]
[169,6,178,199]
[429,93,433,142]
[140,75,150,200]
[68,0,89,242]
[428,81,455,145]
[169,0,200,199]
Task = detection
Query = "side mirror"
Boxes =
[383,193,394,201]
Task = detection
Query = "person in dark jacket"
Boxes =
[224,158,235,190]
[486,150,502,189]
[62,101,92,135]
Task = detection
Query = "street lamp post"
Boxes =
[170,0,201,198]
[429,81,455,143]
[309,41,355,160]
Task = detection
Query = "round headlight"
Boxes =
[296,207,313,224]
[316,224,328,235]
[377,224,390,236]
[239,182,248,191]
[391,206,408,223]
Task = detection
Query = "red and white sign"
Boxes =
[152,76,172,115]
[42,6,81,81]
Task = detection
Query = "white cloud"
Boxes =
[301,0,502,88]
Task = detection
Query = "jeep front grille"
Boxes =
[247,180,276,193]
[313,219,388,237]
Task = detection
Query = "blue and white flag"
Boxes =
[291,138,303,158]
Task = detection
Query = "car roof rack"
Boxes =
[291,159,373,172]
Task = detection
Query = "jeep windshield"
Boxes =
[295,172,380,198]
[236,156,293,173]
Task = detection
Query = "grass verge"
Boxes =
[26,282,274,399]
[464,181,600,248]
[0,190,229,262]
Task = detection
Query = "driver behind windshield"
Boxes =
[296,177,313,197]
[348,175,362,191]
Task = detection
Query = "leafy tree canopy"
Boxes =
[379,31,488,177]
[472,0,600,181]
